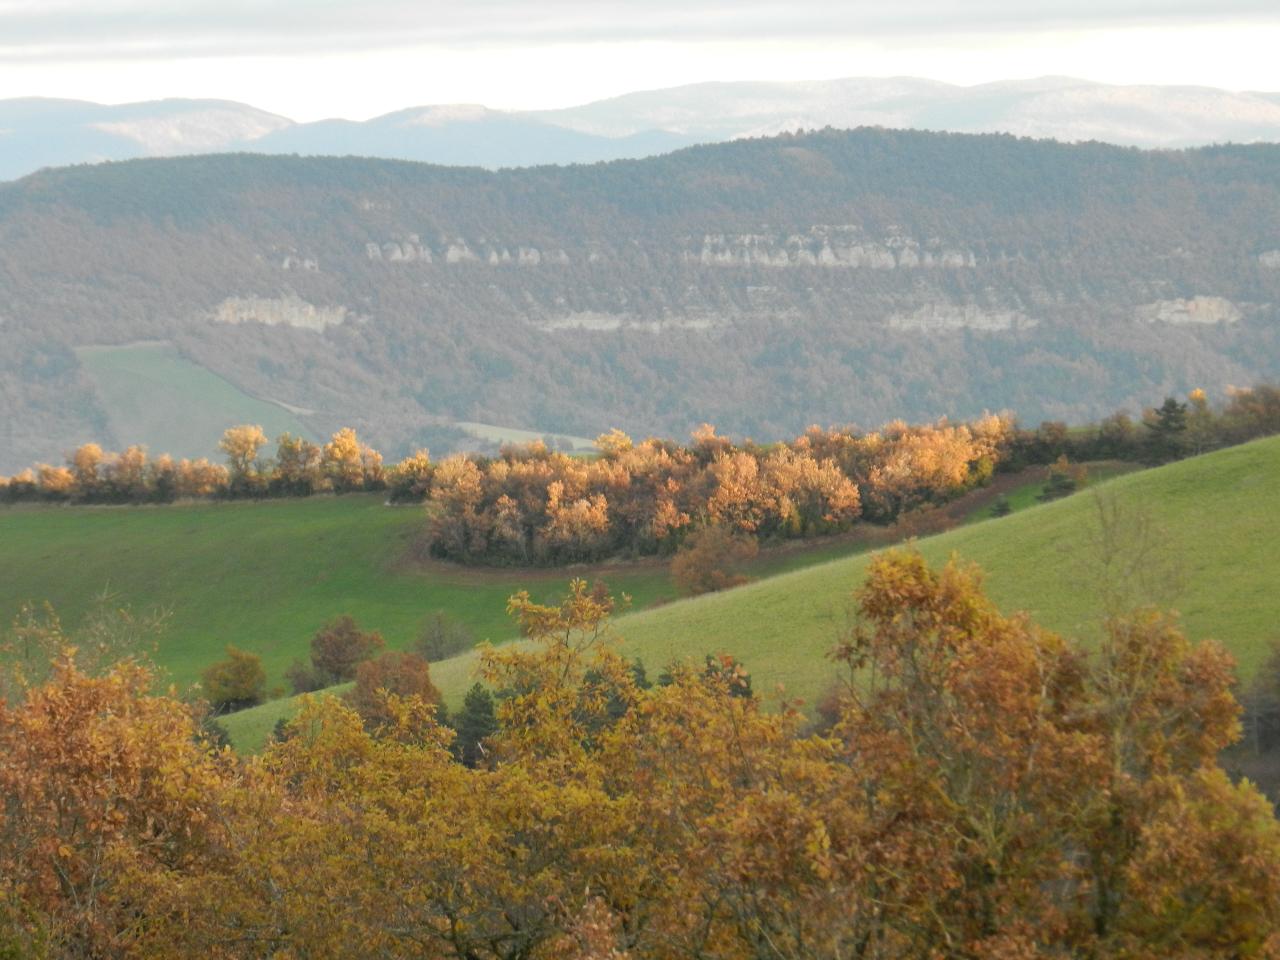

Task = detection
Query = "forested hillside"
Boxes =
[4,128,1280,470]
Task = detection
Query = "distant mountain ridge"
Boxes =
[5,76,1280,181]
[3,127,1280,472]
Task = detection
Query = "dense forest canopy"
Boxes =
[3,128,1280,472]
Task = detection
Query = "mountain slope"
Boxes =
[3,129,1280,472]
[0,97,291,180]
[537,76,1280,146]
[247,106,695,170]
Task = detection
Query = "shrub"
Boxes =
[285,659,325,695]
[310,615,385,683]
[200,645,265,713]
[1038,455,1087,503]
[346,651,442,729]
[415,611,476,662]
[670,525,758,596]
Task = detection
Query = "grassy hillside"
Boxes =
[0,496,665,691]
[222,436,1280,750]
[78,342,313,460]
[0,490,869,700]
[621,437,1278,694]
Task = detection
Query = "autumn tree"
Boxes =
[542,482,611,562]
[346,650,442,729]
[1223,383,1280,443]
[594,428,634,457]
[426,454,488,560]
[704,450,768,532]
[219,424,268,493]
[68,442,104,498]
[321,427,367,492]
[823,549,1280,955]
[670,523,758,596]
[173,457,228,498]
[35,464,74,500]
[0,653,232,957]
[272,432,322,495]
[303,614,385,687]
[1096,410,1138,458]
[104,444,149,501]
[1037,453,1087,501]
[200,644,266,713]
[147,453,179,501]
[386,448,433,502]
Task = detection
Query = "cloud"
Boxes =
[2,0,1278,62]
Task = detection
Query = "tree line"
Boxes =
[3,554,1279,958]
[3,384,1279,566]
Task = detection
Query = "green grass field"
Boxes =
[5,439,1276,752]
[0,496,685,693]
[77,341,313,460]
[960,461,1140,524]
[0,487,867,713]
[222,438,1280,751]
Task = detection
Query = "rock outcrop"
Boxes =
[211,294,348,331]
[1134,297,1241,325]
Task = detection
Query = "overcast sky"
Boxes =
[3,1,1280,120]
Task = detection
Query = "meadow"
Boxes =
[77,341,312,460]
[4,437,1275,751]
[0,486,876,699]
[222,437,1279,748]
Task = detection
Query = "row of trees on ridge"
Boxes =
[3,385,1279,566]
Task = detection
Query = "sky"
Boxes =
[2,1,1280,121]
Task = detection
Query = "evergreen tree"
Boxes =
[1144,396,1188,463]
[452,683,498,768]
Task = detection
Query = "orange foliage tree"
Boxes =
[5,560,1279,958]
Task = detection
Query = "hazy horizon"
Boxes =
[6,72,1280,124]
[3,2,1280,121]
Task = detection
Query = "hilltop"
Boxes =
[6,76,1280,182]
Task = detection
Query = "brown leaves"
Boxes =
[0,653,233,955]
[6,561,1278,958]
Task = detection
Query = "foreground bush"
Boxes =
[2,558,1278,958]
